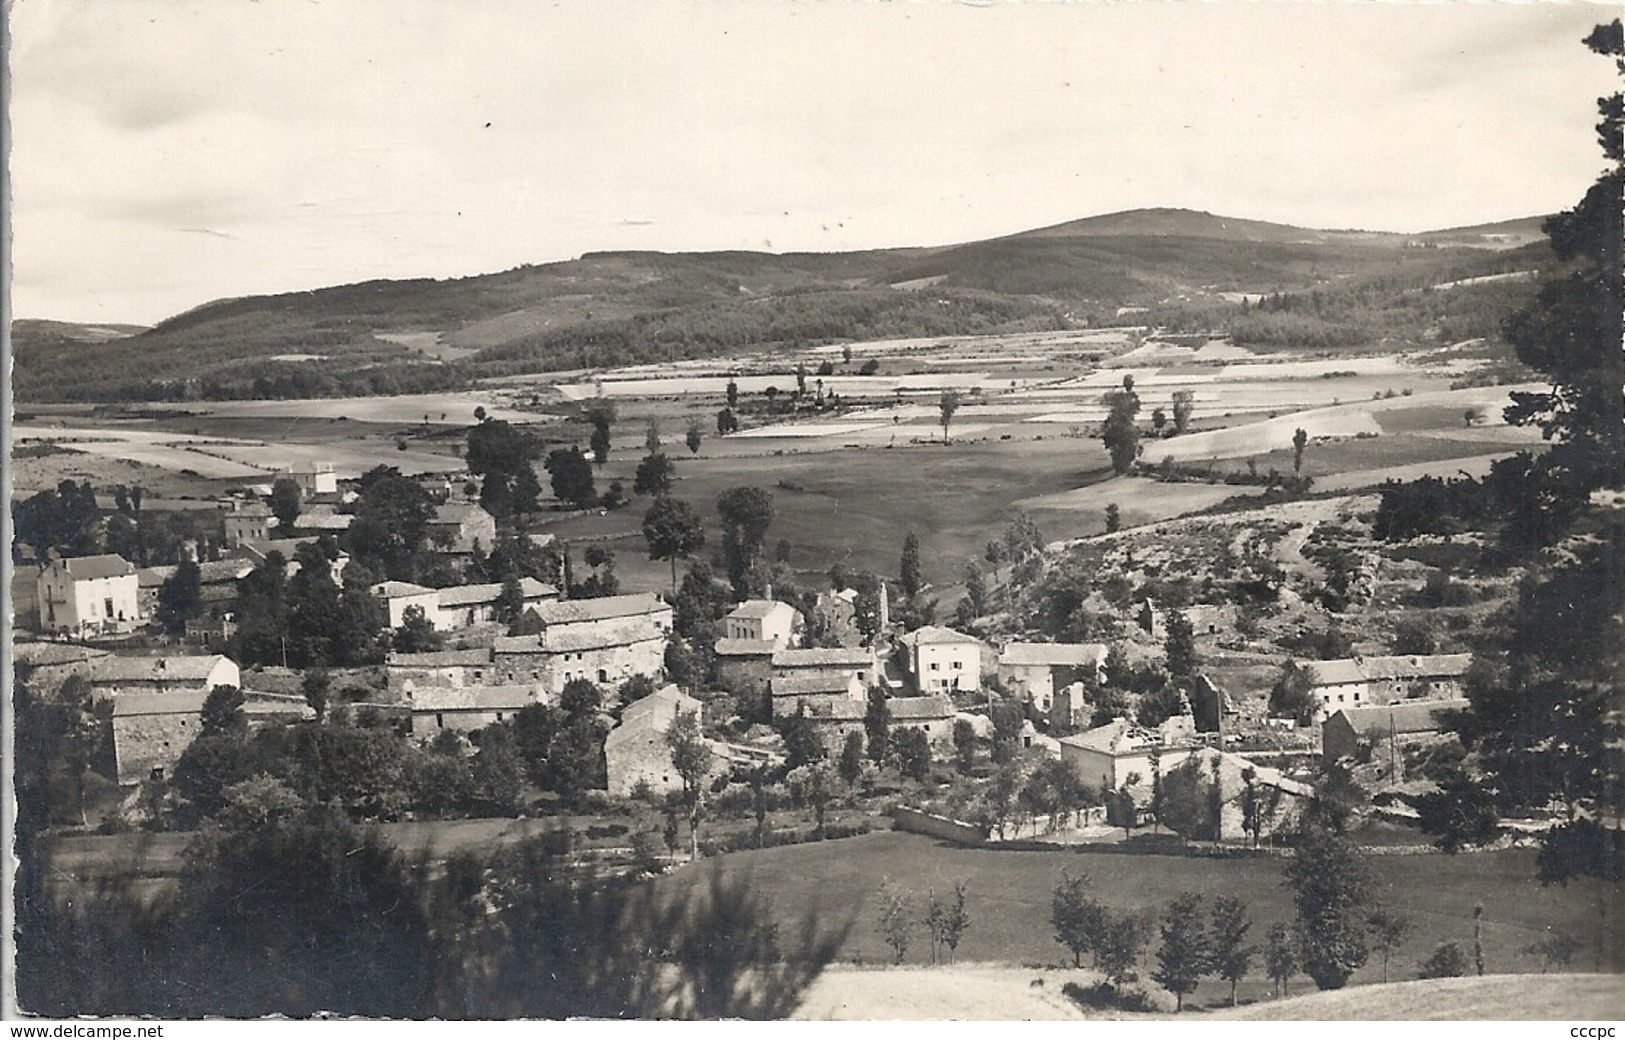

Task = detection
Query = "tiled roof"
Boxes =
[372,580,435,598]
[89,655,234,684]
[137,566,176,588]
[888,694,954,720]
[431,503,490,525]
[771,647,874,668]
[411,685,536,712]
[1326,698,1471,736]
[999,642,1107,667]
[111,690,209,717]
[770,674,858,697]
[57,555,135,581]
[715,638,778,657]
[1307,655,1473,688]
[434,582,503,607]
[1303,660,1366,686]
[727,599,795,621]
[532,593,669,625]
[621,685,701,728]
[386,648,492,667]
[900,625,983,648]
[13,643,112,667]
[544,628,666,653]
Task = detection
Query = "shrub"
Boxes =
[1417,941,1470,979]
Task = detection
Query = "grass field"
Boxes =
[665,830,1621,1009]
[1213,973,1625,1021]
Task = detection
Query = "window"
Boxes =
[598,669,608,683]
[496,712,505,722]
[474,670,485,680]
[952,660,962,670]
[104,597,115,618]
[930,662,940,671]
[436,713,445,728]
[151,767,165,781]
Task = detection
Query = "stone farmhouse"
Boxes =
[1165,746,1313,842]
[1322,697,1471,775]
[37,554,142,637]
[137,559,255,620]
[427,502,497,555]
[997,641,1107,713]
[604,685,713,798]
[722,599,803,648]
[713,638,778,701]
[1305,654,1473,721]
[111,688,308,785]
[371,577,558,631]
[385,648,497,698]
[770,645,881,687]
[86,654,242,700]
[899,625,987,694]
[409,684,537,737]
[769,672,866,719]
[494,593,673,696]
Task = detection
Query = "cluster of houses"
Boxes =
[13,458,1480,836]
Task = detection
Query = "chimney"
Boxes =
[764,582,774,601]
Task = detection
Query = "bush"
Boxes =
[584,823,630,840]
[1061,980,1154,1013]
[1417,941,1469,979]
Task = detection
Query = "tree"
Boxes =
[1494,22,1624,534]
[1151,407,1167,435]
[1413,766,1500,853]
[726,378,739,409]
[838,729,866,786]
[962,560,988,619]
[874,877,915,965]
[716,407,738,435]
[155,559,203,633]
[1101,377,1142,475]
[1210,896,1254,1007]
[344,467,435,581]
[1159,755,1217,844]
[1171,389,1196,434]
[1050,870,1105,968]
[789,758,836,838]
[717,486,776,599]
[1417,942,1469,979]
[864,687,891,764]
[270,477,302,531]
[952,718,978,774]
[685,416,704,454]
[892,726,931,782]
[1264,923,1300,998]
[900,531,924,598]
[1268,660,1319,726]
[1164,609,1197,678]
[1153,893,1213,1012]
[544,447,597,509]
[938,389,962,443]
[1105,502,1121,534]
[666,710,713,861]
[641,496,706,593]
[1284,822,1370,989]
[633,452,675,497]
[301,669,331,723]
[1292,427,1309,475]
[467,419,542,521]
[1098,911,1151,987]
[394,603,444,653]
[1366,907,1412,984]
[939,882,970,964]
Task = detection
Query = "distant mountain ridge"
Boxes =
[10,206,1550,403]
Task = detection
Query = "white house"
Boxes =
[280,462,338,497]
[998,642,1107,712]
[371,577,558,632]
[1304,654,1473,721]
[1057,716,1202,796]
[371,581,443,630]
[899,625,986,694]
[723,599,803,648]
[37,555,142,636]
[223,503,276,548]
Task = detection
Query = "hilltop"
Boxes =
[10,207,1550,403]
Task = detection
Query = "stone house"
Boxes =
[769,672,866,720]
[1159,746,1313,842]
[86,654,242,701]
[223,503,275,548]
[997,642,1107,712]
[769,646,880,687]
[385,648,498,699]
[1322,698,1471,774]
[722,600,803,648]
[899,625,986,694]
[37,554,142,636]
[495,593,672,694]
[280,462,338,498]
[604,685,711,798]
[1306,654,1473,721]
[427,502,497,555]
[137,559,254,621]
[371,581,443,630]
[409,684,537,737]
[111,688,309,784]
[713,638,777,703]
[888,694,957,745]
[433,579,557,630]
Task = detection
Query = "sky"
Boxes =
[7,0,1620,325]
